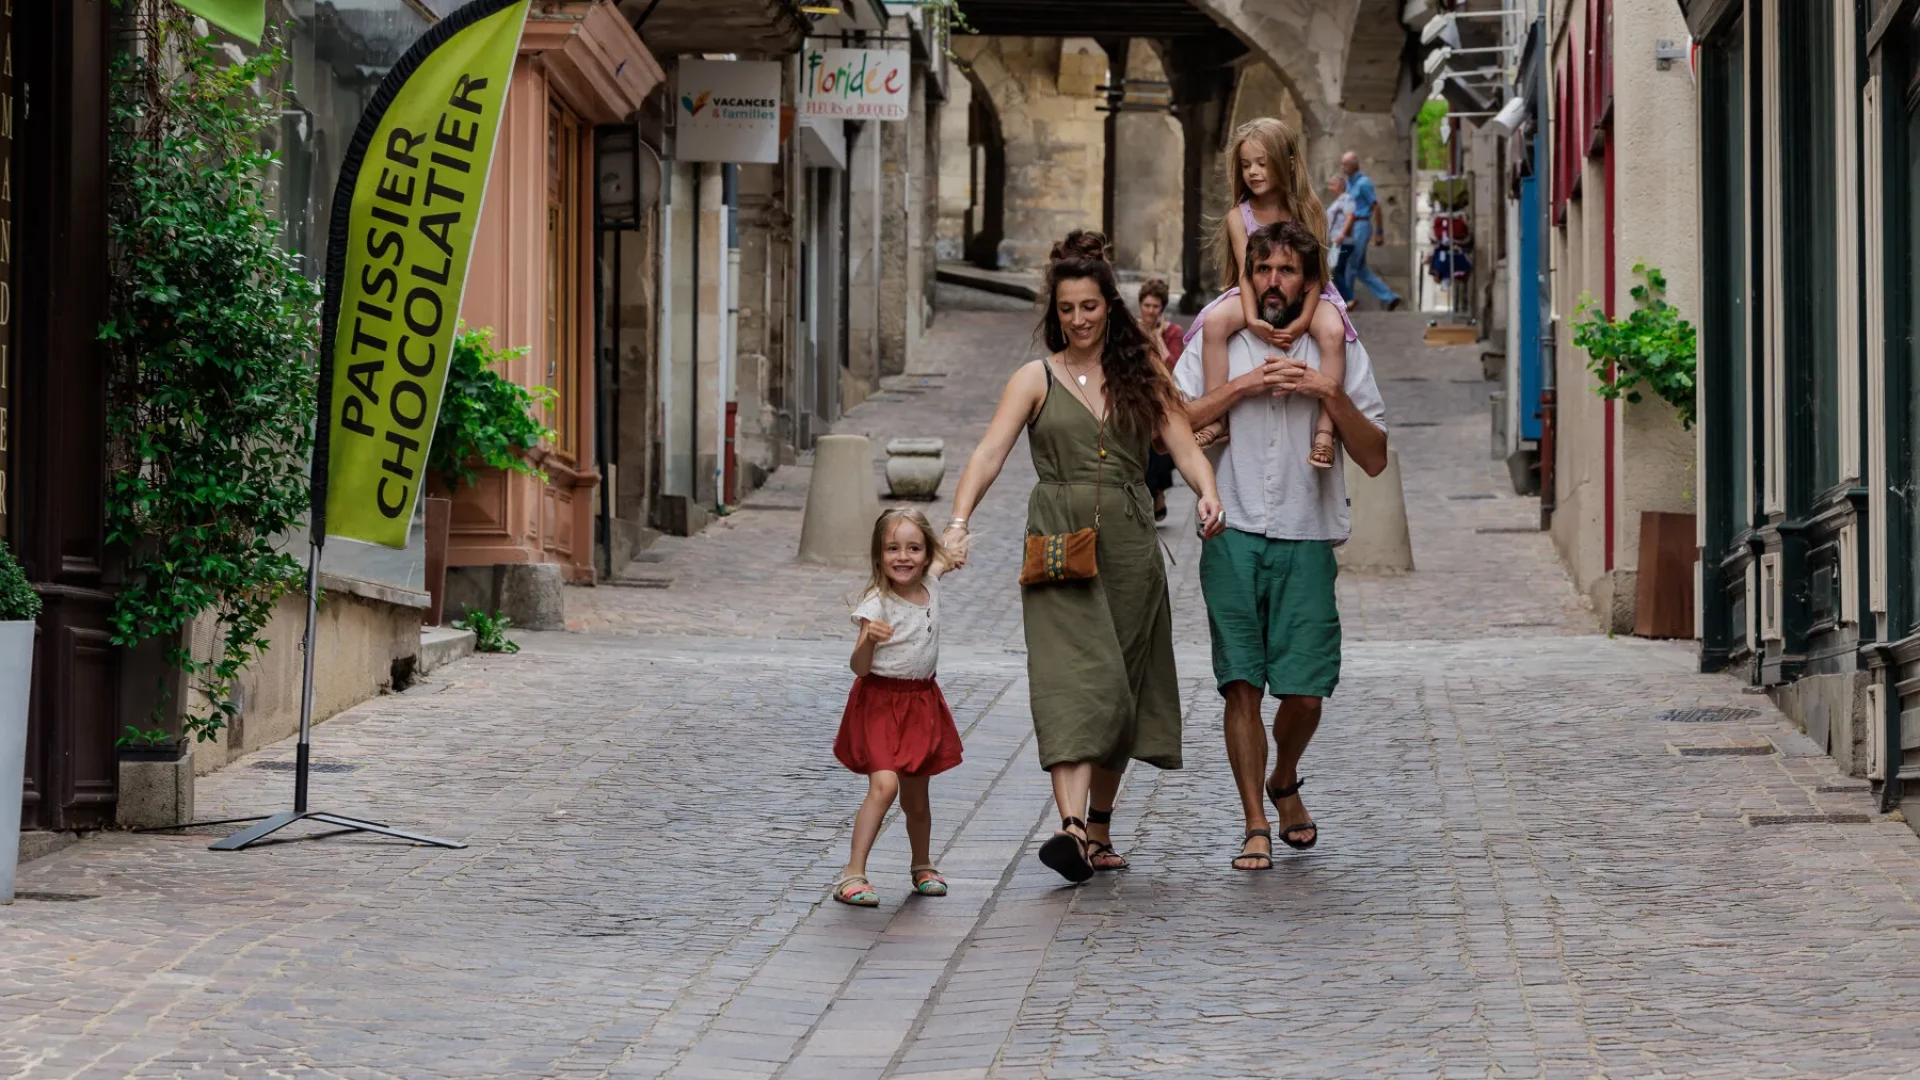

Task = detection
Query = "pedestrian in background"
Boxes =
[830,509,964,908]
[1137,277,1185,523]
[1332,151,1402,311]
[1325,173,1357,303]
[942,231,1225,883]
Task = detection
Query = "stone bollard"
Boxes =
[884,438,945,500]
[799,434,882,567]
[1336,449,1415,574]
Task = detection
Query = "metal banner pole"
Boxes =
[207,540,465,852]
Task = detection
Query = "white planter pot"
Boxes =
[0,619,34,905]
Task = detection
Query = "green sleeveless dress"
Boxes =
[1022,363,1183,773]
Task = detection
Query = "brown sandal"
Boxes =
[1233,828,1273,871]
[1309,431,1336,469]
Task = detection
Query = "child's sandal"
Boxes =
[831,874,879,907]
[910,863,948,897]
[1309,432,1337,469]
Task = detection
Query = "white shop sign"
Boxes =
[675,59,782,164]
[800,46,909,121]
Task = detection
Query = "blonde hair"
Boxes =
[1210,117,1327,290]
[865,508,943,601]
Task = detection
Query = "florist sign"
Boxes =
[801,46,909,121]
[676,59,781,163]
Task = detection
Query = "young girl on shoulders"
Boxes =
[829,508,964,908]
[1191,117,1358,469]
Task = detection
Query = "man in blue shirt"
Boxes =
[1332,152,1402,311]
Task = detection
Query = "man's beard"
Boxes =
[1260,288,1303,333]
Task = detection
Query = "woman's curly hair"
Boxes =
[1041,230,1175,437]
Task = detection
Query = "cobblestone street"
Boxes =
[11,291,1920,1079]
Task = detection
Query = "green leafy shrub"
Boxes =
[1573,263,1698,430]
[101,18,318,742]
[454,609,519,654]
[117,726,176,750]
[0,539,40,622]
[429,326,555,490]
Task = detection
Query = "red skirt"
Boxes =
[834,675,964,778]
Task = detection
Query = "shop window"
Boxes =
[548,100,583,462]
[1777,0,1841,506]
[1702,24,1750,547]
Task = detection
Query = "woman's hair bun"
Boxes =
[1049,229,1112,264]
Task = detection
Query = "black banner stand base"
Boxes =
[202,540,465,853]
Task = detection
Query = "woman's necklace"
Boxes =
[1061,353,1098,387]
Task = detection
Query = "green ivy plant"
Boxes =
[429,326,556,490]
[100,17,318,742]
[1572,263,1699,430]
[453,609,519,654]
[0,539,41,622]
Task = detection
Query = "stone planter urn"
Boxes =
[885,438,946,501]
[0,618,33,904]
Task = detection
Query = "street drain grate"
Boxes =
[12,891,100,902]
[608,577,672,589]
[1673,744,1776,757]
[740,504,805,512]
[1817,783,1872,793]
[1657,707,1762,724]
[1745,812,1873,826]
[1398,421,1441,428]
[252,760,360,774]
[1476,526,1539,534]
[1448,494,1497,501]
[1491,620,1556,628]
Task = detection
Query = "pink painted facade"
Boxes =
[439,2,663,582]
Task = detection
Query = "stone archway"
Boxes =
[960,64,1008,268]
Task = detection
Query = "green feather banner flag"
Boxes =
[174,0,266,44]
[312,0,531,547]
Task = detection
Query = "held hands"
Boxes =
[941,526,970,570]
[1195,496,1227,540]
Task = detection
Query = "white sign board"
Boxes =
[800,46,910,121]
[675,59,781,163]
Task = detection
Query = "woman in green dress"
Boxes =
[942,231,1226,883]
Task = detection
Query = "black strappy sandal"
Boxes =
[1038,816,1095,883]
[1267,777,1319,850]
[1086,807,1130,872]
[1233,828,1273,871]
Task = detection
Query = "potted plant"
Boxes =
[116,725,186,762]
[0,538,42,904]
[425,326,553,622]
[1573,264,1699,638]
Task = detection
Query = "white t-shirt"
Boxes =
[1173,326,1387,544]
[851,576,941,679]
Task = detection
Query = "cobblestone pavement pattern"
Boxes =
[8,289,1920,1079]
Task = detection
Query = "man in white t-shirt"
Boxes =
[1172,221,1389,871]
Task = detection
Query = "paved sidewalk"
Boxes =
[7,291,1920,1079]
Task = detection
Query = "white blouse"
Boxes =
[851,577,941,680]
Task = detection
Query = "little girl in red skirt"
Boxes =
[830,508,964,908]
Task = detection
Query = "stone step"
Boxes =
[417,625,477,676]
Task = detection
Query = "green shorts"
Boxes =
[1198,528,1341,699]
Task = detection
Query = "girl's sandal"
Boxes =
[831,874,879,907]
[1086,807,1130,872]
[1309,432,1337,469]
[1038,816,1095,883]
[911,864,948,896]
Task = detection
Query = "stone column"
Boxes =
[845,120,883,403]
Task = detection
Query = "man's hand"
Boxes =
[1260,355,1296,397]
[1373,227,1386,247]
[859,619,896,647]
[1268,358,1339,401]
